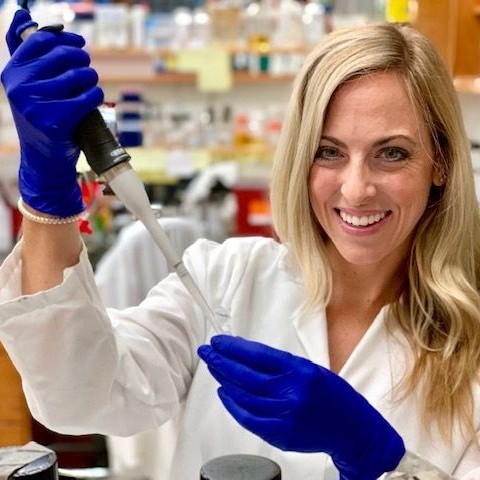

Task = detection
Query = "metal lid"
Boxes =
[200,454,281,480]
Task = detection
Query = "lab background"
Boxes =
[1,0,480,479]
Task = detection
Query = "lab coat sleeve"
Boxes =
[385,451,453,479]
[0,240,205,436]
[384,447,480,479]
[384,430,480,479]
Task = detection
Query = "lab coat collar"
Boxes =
[292,304,390,378]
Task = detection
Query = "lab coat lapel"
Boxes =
[292,305,331,368]
[292,305,390,379]
[338,306,389,379]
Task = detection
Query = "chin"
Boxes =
[335,246,392,267]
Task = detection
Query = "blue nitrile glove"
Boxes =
[6,9,38,55]
[198,335,406,480]
[1,10,104,217]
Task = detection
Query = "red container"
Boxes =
[233,183,273,237]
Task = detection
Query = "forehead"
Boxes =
[323,71,427,136]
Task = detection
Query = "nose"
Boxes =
[340,163,376,206]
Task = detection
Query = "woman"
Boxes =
[0,12,479,480]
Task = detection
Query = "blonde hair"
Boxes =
[270,22,480,441]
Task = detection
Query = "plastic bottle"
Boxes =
[117,88,145,147]
[200,106,217,148]
[302,0,326,47]
[265,110,282,148]
[130,4,149,49]
[244,0,274,73]
[216,105,233,148]
[171,6,192,49]
[189,6,211,48]
[233,112,253,147]
[29,0,54,28]
[207,0,242,46]
[94,4,130,49]
[69,3,95,48]
[271,0,304,49]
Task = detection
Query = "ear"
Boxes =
[432,167,446,187]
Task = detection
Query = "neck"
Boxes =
[327,246,406,312]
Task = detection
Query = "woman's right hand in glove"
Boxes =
[1,10,104,217]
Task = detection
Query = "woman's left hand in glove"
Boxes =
[198,335,406,480]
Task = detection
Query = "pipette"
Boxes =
[19,19,231,335]
[98,163,231,335]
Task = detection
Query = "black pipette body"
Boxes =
[74,109,132,175]
[20,21,131,177]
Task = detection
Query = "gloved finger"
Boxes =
[6,9,38,55]
[30,45,92,80]
[10,44,91,83]
[206,364,268,396]
[20,86,104,136]
[217,388,288,448]
[22,67,98,99]
[220,381,293,417]
[211,335,295,373]
[199,345,274,393]
[11,30,85,64]
[199,346,274,393]
[61,86,104,125]
[209,356,309,399]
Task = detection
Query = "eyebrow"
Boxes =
[320,134,417,148]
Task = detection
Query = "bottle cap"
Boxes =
[200,454,281,480]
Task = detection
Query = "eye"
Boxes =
[314,146,342,161]
[378,146,410,162]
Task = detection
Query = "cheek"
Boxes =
[393,178,432,222]
[308,167,335,207]
[403,166,434,197]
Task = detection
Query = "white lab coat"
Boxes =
[95,217,203,309]
[0,236,479,480]
[94,217,202,480]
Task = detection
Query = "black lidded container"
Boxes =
[0,444,57,480]
[200,454,281,480]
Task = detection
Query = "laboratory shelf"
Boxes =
[95,72,295,84]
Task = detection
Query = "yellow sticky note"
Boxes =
[176,50,204,72]
[386,0,409,23]
[197,47,233,92]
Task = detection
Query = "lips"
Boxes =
[337,209,390,227]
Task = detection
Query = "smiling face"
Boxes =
[309,71,443,270]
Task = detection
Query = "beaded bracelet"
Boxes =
[17,198,85,225]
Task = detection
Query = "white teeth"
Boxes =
[339,210,386,227]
